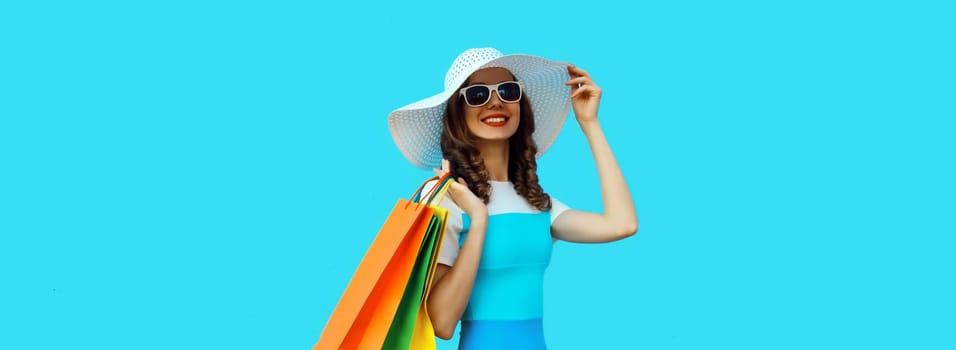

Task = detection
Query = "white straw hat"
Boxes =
[388,47,572,170]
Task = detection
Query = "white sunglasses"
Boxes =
[458,81,524,107]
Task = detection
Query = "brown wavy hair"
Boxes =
[439,77,552,211]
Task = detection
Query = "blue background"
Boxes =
[2,1,953,349]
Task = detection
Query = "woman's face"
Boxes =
[461,67,521,142]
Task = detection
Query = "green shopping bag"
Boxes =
[382,176,452,349]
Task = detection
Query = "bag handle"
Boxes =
[406,173,450,206]
[424,176,454,206]
[421,173,451,204]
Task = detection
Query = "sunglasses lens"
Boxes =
[497,82,521,102]
[464,86,490,106]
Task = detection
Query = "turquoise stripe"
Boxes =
[463,264,546,320]
[460,212,552,320]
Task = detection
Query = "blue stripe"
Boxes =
[459,318,547,350]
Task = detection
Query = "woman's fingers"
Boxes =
[448,178,465,194]
[566,65,597,89]
[567,65,591,78]
[565,76,591,87]
[435,159,452,178]
[567,78,590,99]
[571,84,601,99]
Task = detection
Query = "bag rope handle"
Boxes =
[425,175,454,206]
[406,173,450,207]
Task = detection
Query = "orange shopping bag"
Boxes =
[383,176,453,349]
[315,175,450,350]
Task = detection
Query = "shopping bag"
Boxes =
[407,203,448,350]
[382,214,443,349]
[382,176,452,349]
[409,178,451,350]
[314,175,450,350]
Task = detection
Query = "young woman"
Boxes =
[388,48,638,350]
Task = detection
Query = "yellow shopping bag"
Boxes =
[383,176,452,349]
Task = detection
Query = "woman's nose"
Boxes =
[486,91,504,108]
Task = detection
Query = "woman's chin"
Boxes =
[471,126,519,141]
[474,133,514,142]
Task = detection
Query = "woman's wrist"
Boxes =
[578,117,605,137]
[467,213,488,238]
[577,116,600,127]
[467,208,489,223]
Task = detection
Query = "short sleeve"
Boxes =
[436,211,462,266]
[421,180,463,267]
[549,196,571,225]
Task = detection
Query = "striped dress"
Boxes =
[427,180,570,350]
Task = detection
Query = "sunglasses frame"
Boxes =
[458,81,524,107]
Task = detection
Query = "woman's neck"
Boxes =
[477,140,509,182]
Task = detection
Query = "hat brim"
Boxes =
[389,54,572,170]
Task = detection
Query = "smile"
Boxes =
[481,114,509,127]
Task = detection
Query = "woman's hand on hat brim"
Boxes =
[566,65,602,123]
